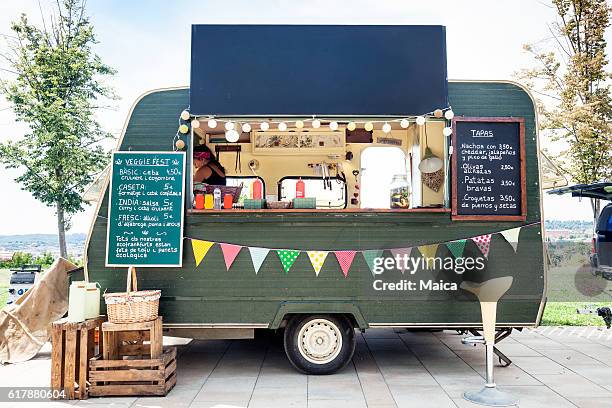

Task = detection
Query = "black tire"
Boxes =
[283,314,355,375]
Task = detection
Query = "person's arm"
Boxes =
[194,166,213,183]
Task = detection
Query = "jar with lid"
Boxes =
[389,174,411,209]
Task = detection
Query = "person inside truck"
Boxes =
[193,144,226,185]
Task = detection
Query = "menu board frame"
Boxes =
[105,151,186,267]
[451,117,526,221]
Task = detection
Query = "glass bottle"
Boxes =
[390,174,411,209]
[213,188,222,210]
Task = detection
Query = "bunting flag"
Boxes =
[363,250,384,275]
[277,249,300,274]
[307,251,329,276]
[390,248,412,274]
[248,247,270,274]
[446,240,467,259]
[472,234,492,258]
[188,223,533,275]
[418,244,439,268]
[220,243,242,270]
[500,227,521,253]
[335,251,357,278]
[192,239,214,267]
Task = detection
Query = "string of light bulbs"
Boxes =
[174,107,455,145]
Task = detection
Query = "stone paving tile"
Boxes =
[511,356,569,375]
[307,366,365,402]
[8,327,612,407]
[387,384,456,408]
[534,372,612,403]
[352,337,398,406]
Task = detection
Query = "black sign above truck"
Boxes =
[451,117,526,221]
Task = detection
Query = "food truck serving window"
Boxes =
[279,176,347,209]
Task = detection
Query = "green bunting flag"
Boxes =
[363,250,383,276]
[276,249,300,274]
[446,240,466,258]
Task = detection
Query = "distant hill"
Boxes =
[0,233,86,257]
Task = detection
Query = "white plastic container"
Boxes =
[84,282,100,319]
[67,281,87,322]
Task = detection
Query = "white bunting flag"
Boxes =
[248,247,270,274]
[500,227,522,253]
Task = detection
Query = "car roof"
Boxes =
[548,182,612,201]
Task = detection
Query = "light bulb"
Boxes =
[242,123,252,133]
[382,122,391,133]
[312,119,321,129]
[225,129,239,142]
[179,124,189,134]
[191,119,200,128]
[400,119,410,128]
[180,110,190,120]
[278,122,287,131]
[329,121,339,131]
[433,109,443,118]
[347,122,356,131]
[225,121,235,131]
[364,122,374,132]
[416,116,426,126]
[444,110,454,120]
[175,139,185,149]
[260,121,270,131]
[295,120,304,129]
[207,119,217,129]
[443,127,452,136]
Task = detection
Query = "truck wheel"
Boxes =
[284,314,355,375]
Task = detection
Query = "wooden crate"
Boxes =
[88,347,177,397]
[102,317,163,360]
[51,316,105,399]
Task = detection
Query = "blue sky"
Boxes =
[0,0,603,235]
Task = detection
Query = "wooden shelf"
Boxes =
[189,207,450,214]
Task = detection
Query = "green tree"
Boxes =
[0,0,116,257]
[516,0,612,222]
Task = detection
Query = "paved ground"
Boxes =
[2,326,612,407]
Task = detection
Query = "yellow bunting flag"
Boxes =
[307,251,328,276]
[192,239,214,267]
[418,244,439,269]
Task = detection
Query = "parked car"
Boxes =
[548,182,612,278]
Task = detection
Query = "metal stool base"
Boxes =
[464,387,518,407]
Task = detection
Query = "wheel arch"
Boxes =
[270,301,368,330]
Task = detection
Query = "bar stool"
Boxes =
[461,276,518,406]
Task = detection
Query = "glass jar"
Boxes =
[390,174,411,209]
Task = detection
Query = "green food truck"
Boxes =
[85,25,547,374]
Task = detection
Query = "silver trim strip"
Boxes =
[163,323,269,329]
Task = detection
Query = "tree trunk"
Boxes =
[591,198,601,232]
[56,201,68,259]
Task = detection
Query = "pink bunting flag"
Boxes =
[334,250,357,278]
[471,234,492,258]
[220,243,242,270]
[390,248,412,274]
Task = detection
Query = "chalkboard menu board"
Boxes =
[452,117,526,221]
[106,152,186,267]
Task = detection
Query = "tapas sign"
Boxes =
[451,117,526,221]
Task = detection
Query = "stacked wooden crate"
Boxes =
[51,316,105,399]
[88,317,176,397]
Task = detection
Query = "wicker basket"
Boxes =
[103,267,161,323]
[194,183,243,203]
[266,200,292,209]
